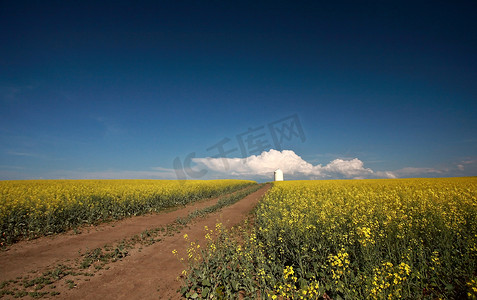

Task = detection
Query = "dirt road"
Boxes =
[0,184,270,299]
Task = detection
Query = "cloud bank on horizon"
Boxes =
[2,149,473,180]
[193,149,397,180]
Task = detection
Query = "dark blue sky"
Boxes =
[1,1,476,180]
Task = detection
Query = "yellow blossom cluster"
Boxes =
[369,261,411,299]
[468,277,477,299]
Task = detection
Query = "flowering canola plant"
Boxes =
[180,177,477,299]
[0,179,255,245]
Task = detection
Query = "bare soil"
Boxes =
[0,184,270,299]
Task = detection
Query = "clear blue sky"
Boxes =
[1,1,476,181]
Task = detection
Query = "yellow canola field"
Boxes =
[257,177,477,299]
[180,177,477,299]
[0,179,255,245]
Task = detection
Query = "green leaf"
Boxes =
[180,286,189,295]
[202,279,211,287]
[231,280,239,291]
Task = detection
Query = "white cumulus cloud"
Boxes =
[321,158,374,179]
[192,149,395,180]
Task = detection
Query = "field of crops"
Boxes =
[181,177,477,299]
[0,179,255,246]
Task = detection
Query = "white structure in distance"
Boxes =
[274,168,284,181]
